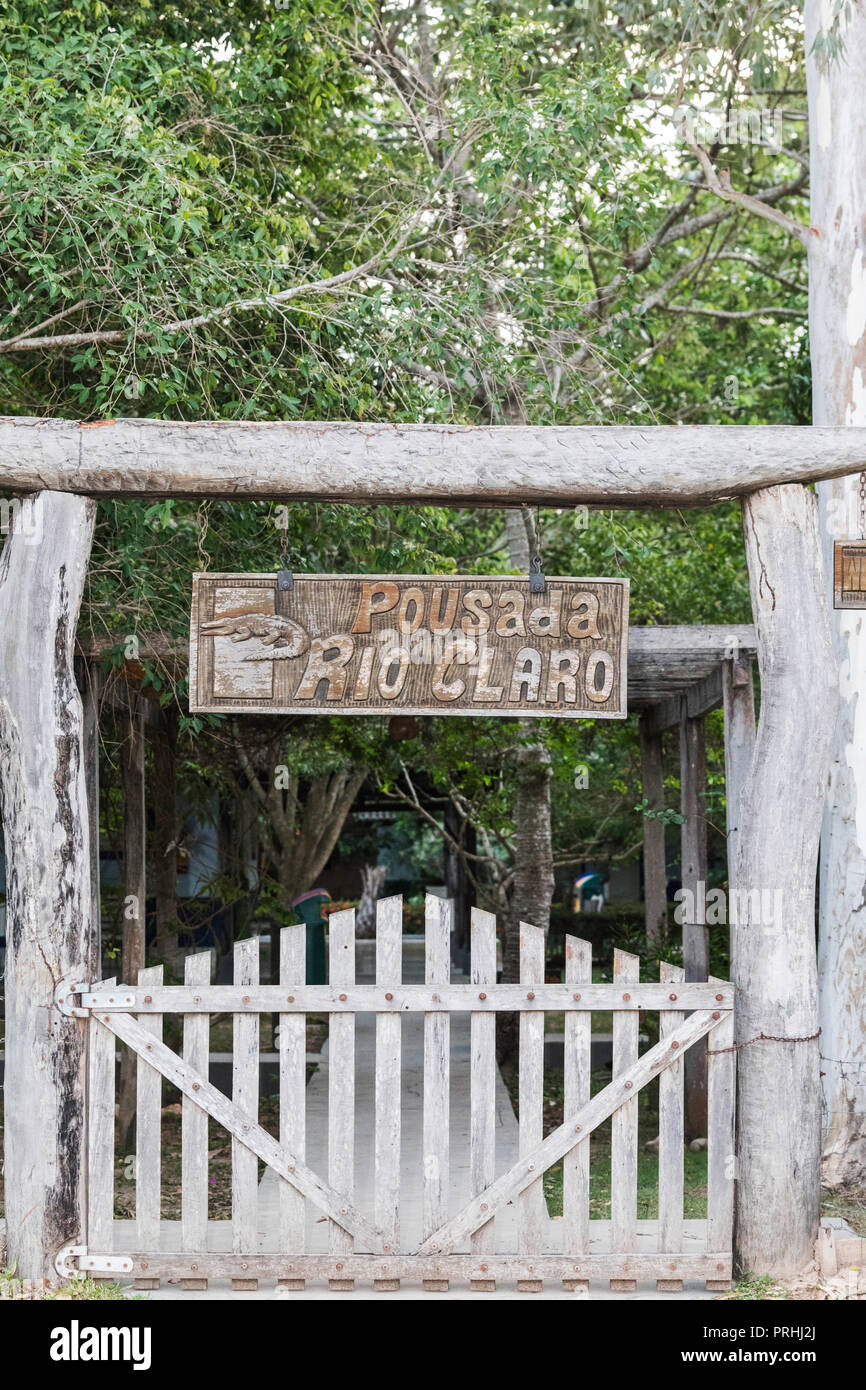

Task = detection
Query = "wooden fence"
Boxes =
[55,895,735,1292]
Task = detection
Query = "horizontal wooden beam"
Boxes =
[81,982,733,1012]
[643,667,724,736]
[3,417,866,505]
[94,1251,733,1283]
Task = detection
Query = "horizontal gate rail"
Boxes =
[67,894,735,1294]
[77,983,732,1012]
[67,1252,733,1284]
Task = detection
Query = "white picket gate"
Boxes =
[55,894,734,1292]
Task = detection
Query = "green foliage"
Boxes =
[0,0,811,940]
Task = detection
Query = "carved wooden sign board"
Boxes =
[190,573,629,719]
[833,541,866,609]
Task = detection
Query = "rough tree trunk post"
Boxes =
[117,698,147,1149]
[735,484,838,1275]
[680,707,709,1139]
[0,490,97,1281]
[721,657,756,975]
[639,714,668,944]
[806,0,866,1187]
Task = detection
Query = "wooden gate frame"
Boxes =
[0,419,841,1280]
[55,900,735,1293]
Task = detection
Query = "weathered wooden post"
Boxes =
[721,657,756,972]
[680,706,708,1138]
[75,656,102,968]
[735,484,837,1275]
[117,697,147,1148]
[638,714,667,944]
[0,491,97,1281]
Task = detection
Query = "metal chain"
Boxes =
[708,1027,821,1056]
[196,501,210,572]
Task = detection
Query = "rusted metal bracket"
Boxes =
[54,979,92,1018]
[55,1243,133,1280]
[55,981,135,1015]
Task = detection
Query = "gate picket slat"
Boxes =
[422,894,451,1291]
[375,896,403,1289]
[232,938,260,1287]
[182,952,211,1288]
[563,936,591,1290]
[518,922,546,1291]
[279,924,307,1290]
[328,908,356,1290]
[470,908,497,1291]
[658,961,685,1291]
[706,974,735,1291]
[135,964,164,1286]
[610,949,640,1290]
[88,977,117,1256]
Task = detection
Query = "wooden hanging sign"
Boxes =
[834,541,866,609]
[190,573,629,719]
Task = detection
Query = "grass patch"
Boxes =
[821,1185,866,1237]
[721,1275,784,1300]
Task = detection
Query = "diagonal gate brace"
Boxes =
[416,1007,725,1256]
[95,1010,385,1253]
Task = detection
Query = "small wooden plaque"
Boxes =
[834,541,866,608]
[190,573,629,719]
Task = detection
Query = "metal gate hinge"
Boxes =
[55,979,92,1018]
[55,1244,133,1280]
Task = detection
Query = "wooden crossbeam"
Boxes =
[97,1012,386,1253]
[3,417,866,504]
[415,1009,724,1256]
[90,1252,733,1282]
[82,982,733,1012]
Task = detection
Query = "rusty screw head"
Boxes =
[715,993,724,1002]
[573,992,581,1002]
[385,992,393,1001]
[574,1124,582,1133]
[339,993,348,1002]
[527,991,535,1001]
[146,1044,152,1051]
[432,993,439,1002]
[622,992,631,1001]
[712,1011,720,1020]
[669,992,678,1001]
[144,994,153,1004]
[480,1202,488,1211]
[191,1264,198,1271]
[194,995,201,1004]
[287,995,295,1003]
[624,1080,633,1090]
[242,994,250,1004]
[192,1082,200,1091]
[671,1041,680,1050]
[478,992,487,1001]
